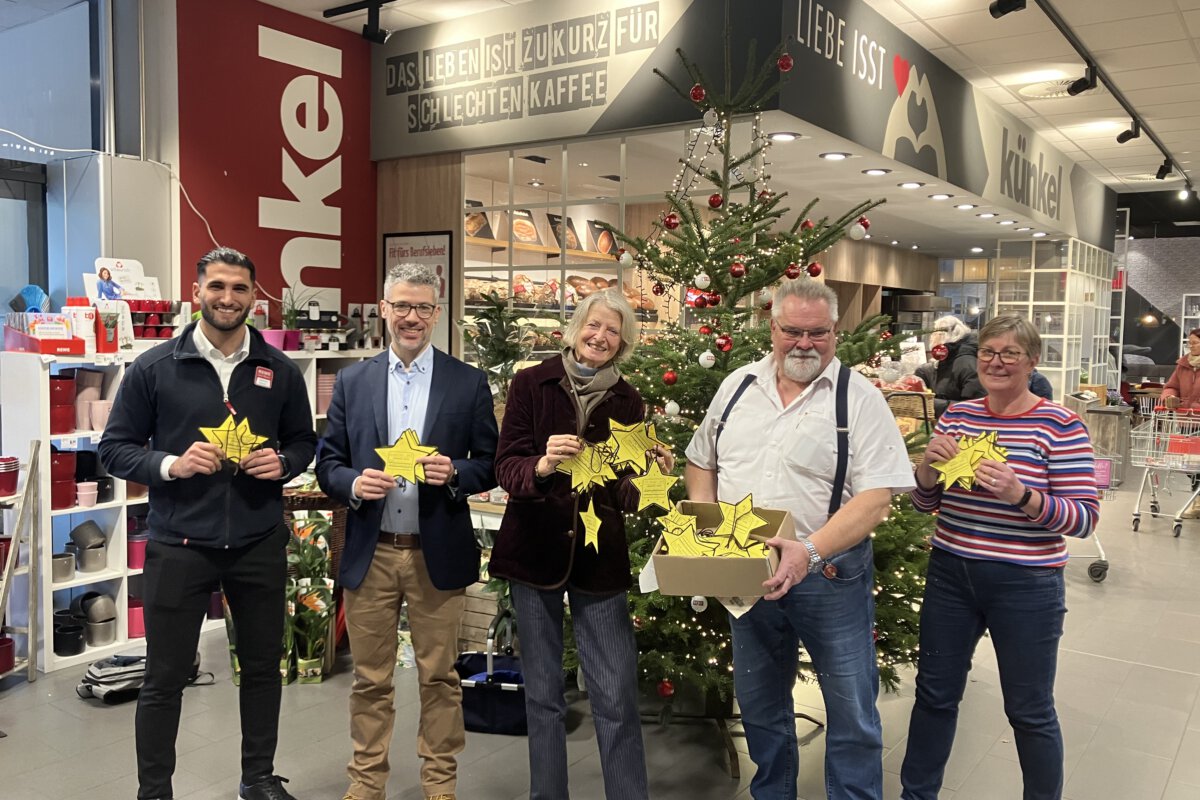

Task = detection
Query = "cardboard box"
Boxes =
[652,501,795,599]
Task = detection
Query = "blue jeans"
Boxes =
[731,538,882,800]
[901,548,1066,800]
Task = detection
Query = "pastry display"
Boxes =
[546,213,581,251]
[509,210,542,244]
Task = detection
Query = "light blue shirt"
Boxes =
[380,344,434,533]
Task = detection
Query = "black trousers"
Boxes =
[136,525,287,799]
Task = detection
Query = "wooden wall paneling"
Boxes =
[377,153,464,353]
[820,239,937,292]
[861,283,883,321]
[826,280,865,330]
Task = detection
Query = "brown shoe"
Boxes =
[426,795,456,800]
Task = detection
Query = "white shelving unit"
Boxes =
[0,345,376,673]
[0,442,40,684]
[1181,293,1200,356]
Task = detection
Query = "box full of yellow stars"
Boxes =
[651,500,795,598]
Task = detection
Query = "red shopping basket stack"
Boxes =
[454,608,526,735]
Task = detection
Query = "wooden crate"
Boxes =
[458,581,502,653]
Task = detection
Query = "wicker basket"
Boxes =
[284,490,347,578]
[883,390,935,425]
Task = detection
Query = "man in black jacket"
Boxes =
[100,247,316,800]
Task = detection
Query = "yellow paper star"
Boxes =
[579,496,603,552]
[199,415,267,463]
[659,506,702,555]
[631,467,679,512]
[555,443,618,492]
[606,419,672,475]
[375,429,438,484]
[728,495,769,547]
[932,431,1009,490]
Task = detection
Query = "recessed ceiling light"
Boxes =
[862,168,891,176]
[929,193,953,200]
[769,132,803,142]
[955,203,977,211]
[820,152,851,160]
[911,244,919,250]
[891,240,899,245]
[864,233,871,239]
[528,179,544,188]
[577,162,589,167]
[970,247,984,253]
[1016,226,1032,231]
[899,181,925,189]
[977,212,996,219]
[1128,235,1135,240]
[998,219,1017,225]
[1032,231,1047,237]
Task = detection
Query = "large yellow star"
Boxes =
[199,415,267,463]
[659,506,704,556]
[631,467,679,512]
[555,442,618,492]
[932,431,1009,490]
[579,496,603,552]
[605,419,671,475]
[375,429,438,484]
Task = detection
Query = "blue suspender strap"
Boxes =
[827,365,851,517]
[713,373,757,461]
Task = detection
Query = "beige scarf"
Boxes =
[560,348,621,436]
[1189,354,1200,369]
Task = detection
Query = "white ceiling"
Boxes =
[6,0,1198,255]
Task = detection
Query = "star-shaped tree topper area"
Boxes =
[932,431,1008,491]
[375,429,439,484]
[605,419,670,474]
[631,466,679,512]
[579,496,603,552]
[713,494,770,547]
[555,442,618,492]
[199,415,267,463]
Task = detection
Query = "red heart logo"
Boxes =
[893,55,910,96]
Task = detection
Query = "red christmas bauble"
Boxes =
[658,678,676,698]
[732,237,741,244]
[633,616,643,631]
[550,330,563,340]
[778,53,794,73]
[690,83,707,103]
[708,292,721,306]
[806,262,822,278]
[708,193,724,209]
[730,261,746,278]
[693,294,708,309]
[651,282,666,296]
[663,212,680,230]
[932,344,949,361]
[698,325,713,336]
[762,300,773,311]
[784,263,801,279]
[801,219,815,232]
[757,189,772,202]
[857,215,871,231]
[880,331,893,340]
[715,334,733,352]
[662,370,678,386]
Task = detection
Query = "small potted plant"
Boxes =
[458,291,542,425]
[287,514,335,683]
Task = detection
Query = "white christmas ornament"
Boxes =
[703,109,719,128]
[664,400,681,417]
[690,595,708,612]
[619,250,633,266]
[848,222,867,241]
[698,350,716,368]
[694,271,711,290]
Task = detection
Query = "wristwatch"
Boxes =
[277,452,291,479]
[801,538,824,575]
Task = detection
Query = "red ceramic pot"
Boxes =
[159,327,173,338]
[0,470,18,496]
[128,598,145,638]
[132,325,145,338]
[51,450,76,481]
[49,375,76,404]
[50,405,75,435]
[0,636,14,674]
[51,479,75,510]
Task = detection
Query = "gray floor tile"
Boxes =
[1064,741,1172,800]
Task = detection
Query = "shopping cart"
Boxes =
[1072,450,1114,582]
[1129,408,1200,537]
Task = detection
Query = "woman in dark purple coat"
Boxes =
[490,289,672,800]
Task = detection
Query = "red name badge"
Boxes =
[254,366,274,389]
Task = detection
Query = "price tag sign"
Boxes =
[57,435,79,450]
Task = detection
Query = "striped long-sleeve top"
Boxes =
[911,397,1099,567]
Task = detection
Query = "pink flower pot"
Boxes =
[260,329,287,349]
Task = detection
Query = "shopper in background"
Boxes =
[490,289,668,800]
[901,314,1099,800]
[927,315,985,417]
[317,262,497,800]
[686,279,915,800]
[1029,368,1054,401]
[1162,327,1200,515]
[99,247,316,800]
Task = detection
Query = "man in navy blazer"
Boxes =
[317,262,497,800]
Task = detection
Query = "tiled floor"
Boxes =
[4,479,1200,799]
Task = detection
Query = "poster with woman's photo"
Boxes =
[84,258,161,302]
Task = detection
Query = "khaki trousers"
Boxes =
[344,545,466,800]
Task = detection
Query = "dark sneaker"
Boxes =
[238,775,296,800]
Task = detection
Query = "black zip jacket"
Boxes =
[98,322,317,548]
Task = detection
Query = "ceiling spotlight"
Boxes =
[978,212,996,219]
[1179,186,1193,200]
[768,132,802,142]
[899,181,925,189]
[862,168,892,176]
[577,162,589,167]
[1116,120,1141,144]
[327,1,393,44]
[929,193,953,200]
[955,203,977,210]
[864,234,871,239]
[820,152,851,160]
[1016,226,1032,231]
[891,240,899,246]
[1156,158,1173,180]
[911,244,919,250]
[989,0,1026,19]
[1067,64,1097,97]
[998,219,1017,225]
[1032,231,1048,238]
[527,179,543,188]
[970,247,984,253]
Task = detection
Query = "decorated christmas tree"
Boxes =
[607,29,932,708]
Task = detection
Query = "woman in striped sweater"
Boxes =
[900,315,1099,800]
